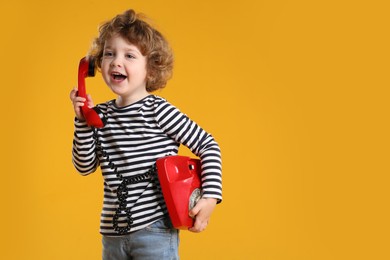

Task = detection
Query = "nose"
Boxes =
[110,56,122,68]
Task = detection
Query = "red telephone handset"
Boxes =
[156,156,202,229]
[78,57,106,128]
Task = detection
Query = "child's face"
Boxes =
[101,35,148,104]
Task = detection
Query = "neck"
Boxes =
[115,92,150,107]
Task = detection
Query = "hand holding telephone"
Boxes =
[156,156,202,229]
[78,57,106,128]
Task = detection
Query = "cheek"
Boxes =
[140,64,149,79]
[100,66,111,85]
[101,64,110,78]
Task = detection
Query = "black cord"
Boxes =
[92,128,157,234]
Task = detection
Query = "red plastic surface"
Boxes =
[156,156,202,229]
[78,57,105,128]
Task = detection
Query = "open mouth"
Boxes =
[111,72,127,81]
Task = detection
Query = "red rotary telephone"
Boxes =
[156,156,202,229]
[78,57,106,128]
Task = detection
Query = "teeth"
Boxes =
[112,72,127,80]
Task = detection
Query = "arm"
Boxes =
[155,99,222,232]
[70,88,99,175]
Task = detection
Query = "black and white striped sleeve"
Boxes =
[155,100,222,202]
[72,119,99,175]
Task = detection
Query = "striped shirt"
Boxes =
[72,95,222,236]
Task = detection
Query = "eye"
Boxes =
[103,51,114,57]
[126,53,135,59]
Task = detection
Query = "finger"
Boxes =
[74,101,86,108]
[188,218,208,233]
[188,224,201,233]
[71,93,86,104]
[69,88,78,100]
[73,97,86,105]
[189,203,201,219]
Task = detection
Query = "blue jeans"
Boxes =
[102,217,180,260]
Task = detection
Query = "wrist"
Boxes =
[203,197,218,204]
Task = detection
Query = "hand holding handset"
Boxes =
[156,156,202,229]
[78,57,106,128]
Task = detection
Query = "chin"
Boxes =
[109,85,126,94]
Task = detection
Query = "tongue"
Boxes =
[114,75,127,80]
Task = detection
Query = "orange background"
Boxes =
[1,0,389,259]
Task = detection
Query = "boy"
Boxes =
[70,9,222,259]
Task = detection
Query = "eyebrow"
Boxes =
[104,46,142,55]
[126,47,142,55]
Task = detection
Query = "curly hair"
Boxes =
[89,9,174,92]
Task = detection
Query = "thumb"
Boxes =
[189,203,201,218]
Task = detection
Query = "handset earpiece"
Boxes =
[78,57,107,128]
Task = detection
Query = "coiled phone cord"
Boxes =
[92,128,157,234]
